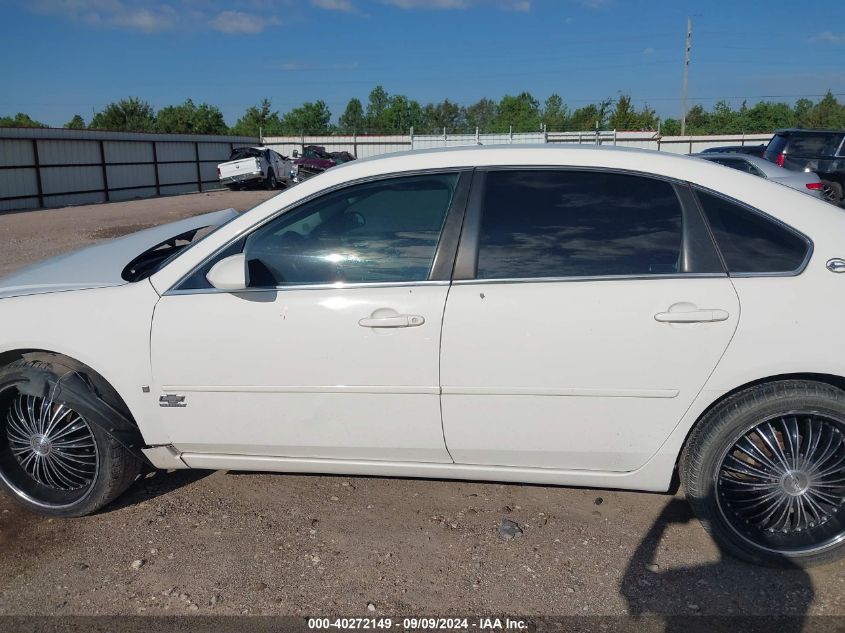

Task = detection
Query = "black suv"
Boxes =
[764,129,845,205]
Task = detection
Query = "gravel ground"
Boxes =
[0,191,843,620]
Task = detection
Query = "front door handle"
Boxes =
[654,308,729,323]
[358,314,425,328]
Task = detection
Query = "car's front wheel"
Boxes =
[681,380,845,567]
[0,360,142,517]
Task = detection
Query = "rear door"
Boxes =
[440,169,740,472]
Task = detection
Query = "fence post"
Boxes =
[31,139,44,208]
[151,141,161,196]
[689,137,693,153]
[476,126,480,145]
[353,132,358,158]
[578,133,582,145]
[194,142,202,192]
[543,123,548,144]
[410,126,414,151]
[301,133,305,155]
[509,126,513,144]
[443,127,447,146]
[613,129,617,146]
[99,140,110,202]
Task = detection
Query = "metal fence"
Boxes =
[0,127,259,212]
[0,127,773,213]
[264,130,773,159]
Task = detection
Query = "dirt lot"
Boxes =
[0,192,843,621]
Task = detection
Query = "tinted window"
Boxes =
[475,170,683,279]
[764,134,788,160]
[244,173,458,286]
[708,157,764,177]
[786,133,844,157]
[697,191,809,274]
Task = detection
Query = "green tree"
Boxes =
[366,85,391,131]
[90,97,156,132]
[464,97,498,131]
[338,98,366,132]
[229,98,282,137]
[568,98,612,131]
[804,91,845,129]
[383,95,424,133]
[279,101,332,134]
[421,99,464,133]
[0,112,48,128]
[64,114,86,129]
[156,99,227,135]
[492,92,541,133]
[541,94,570,131]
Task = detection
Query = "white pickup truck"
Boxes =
[217,147,292,190]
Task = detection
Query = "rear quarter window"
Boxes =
[696,190,810,274]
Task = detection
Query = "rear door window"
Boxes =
[696,190,810,274]
[785,134,844,157]
[475,170,685,279]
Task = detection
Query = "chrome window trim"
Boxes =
[453,273,727,286]
[166,280,451,296]
[164,167,472,296]
[691,184,814,278]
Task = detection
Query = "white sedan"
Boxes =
[2,146,844,567]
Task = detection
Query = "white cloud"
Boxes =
[209,10,281,34]
[311,0,355,10]
[578,0,613,8]
[381,0,469,8]
[811,31,845,44]
[381,0,530,8]
[642,46,654,56]
[508,1,530,11]
[32,0,177,32]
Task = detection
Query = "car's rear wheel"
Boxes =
[265,170,277,190]
[0,360,141,517]
[681,380,845,567]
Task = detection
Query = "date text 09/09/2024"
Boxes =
[307,617,529,630]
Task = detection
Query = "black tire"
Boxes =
[265,170,277,190]
[681,380,845,567]
[821,180,843,207]
[0,359,142,517]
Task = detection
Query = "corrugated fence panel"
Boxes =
[104,141,154,164]
[37,139,100,165]
[156,142,196,162]
[198,142,235,161]
[158,162,197,186]
[0,139,34,167]
[0,168,38,200]
[107,164,156,190]
[44,191,106,207]
[41,165,103,195]
[110,187,158,202]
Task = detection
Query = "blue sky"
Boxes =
[1,0,843,127]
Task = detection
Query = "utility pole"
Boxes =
[680,16,692,136]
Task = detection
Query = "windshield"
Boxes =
[228,147,261,161]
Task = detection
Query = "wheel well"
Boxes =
[0,348,135,422]
[677,372,845,467]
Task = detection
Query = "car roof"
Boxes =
[773,129,845,136]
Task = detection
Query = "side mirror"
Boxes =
[292,149,300,158]
[206,254,248,291]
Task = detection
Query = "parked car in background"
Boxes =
[2,146,845,568]
[763,129,845,206]
[700,144,767,158]
[291,145,340,183]
[217,147,292,191]
[330,151,356,164]
[694,153,824,199]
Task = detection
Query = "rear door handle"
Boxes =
[654,309,729,323]
[358,314,425,328]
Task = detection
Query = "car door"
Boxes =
[440,169,740,472]
[150,171,470,461]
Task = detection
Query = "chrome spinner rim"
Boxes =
[716,411,845,555]
[4,393,98,491]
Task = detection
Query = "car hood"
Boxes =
[0,208,238,300]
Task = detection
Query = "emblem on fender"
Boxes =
[827,258,845,273]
